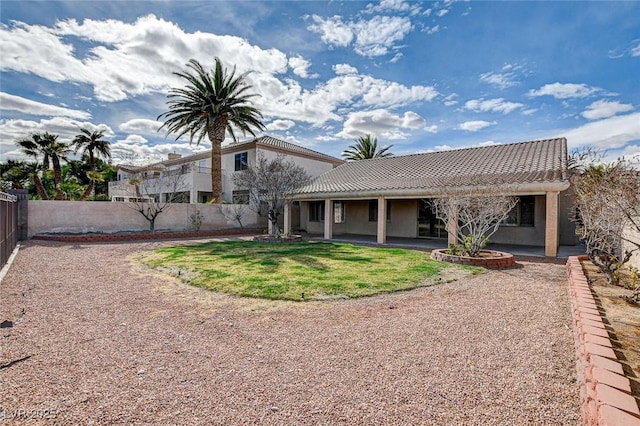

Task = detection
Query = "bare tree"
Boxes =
[571,155,640,284]
[233,154,310,236]
[117,170,188,232]
[220,204,250,229]
[431,190,518,257]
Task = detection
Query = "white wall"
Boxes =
[622,219,640,269]
[27,201,262,238]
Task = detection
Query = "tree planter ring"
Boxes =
[431,249,515,269]
[253,235,303,243]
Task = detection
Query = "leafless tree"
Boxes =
[117,170,188,232]
[431,190,518,257]
[220,204,250,229]
[233,154,310,236]
[571,154,640,284]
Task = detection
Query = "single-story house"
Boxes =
[285,137,576,257]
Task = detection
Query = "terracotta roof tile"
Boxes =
[293,138,568,197]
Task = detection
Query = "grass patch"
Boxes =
[141,241,481,301]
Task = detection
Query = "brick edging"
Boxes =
[430,249,515,269]
[566,255,640,425]
[31,228,263,243]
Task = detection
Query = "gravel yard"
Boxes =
[1,239,580,425]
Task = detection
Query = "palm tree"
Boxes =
[73,128,111,200]
[40,133,71,200]
[342,134,394,161]
[158,57,265,203]
[16,134,50,199]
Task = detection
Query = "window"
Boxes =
[334,201,346,223]
[234,152,248,171]
[232,190,250,204]
[368,200,391,222]
[502,196,535,226]
[309,201,325,222]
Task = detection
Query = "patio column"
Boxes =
[324,199,333,240]
[447,202,458,246]
[377,196,387,244]
[283,201,291,235]
[545,191,560,257]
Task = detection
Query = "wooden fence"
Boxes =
[0,191,18,270]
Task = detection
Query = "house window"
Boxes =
[309,201,325,222]
[334,201,346,223]
[235,152,248,171]
[502,196,535,227]
[232,190,250,204]
[368,200,391,222]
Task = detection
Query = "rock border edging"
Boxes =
[566,255,640,426]
[31,228,262,243]
[430,248,515,269]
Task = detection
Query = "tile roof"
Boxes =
[293,138,569,198]
[225,136,344,166]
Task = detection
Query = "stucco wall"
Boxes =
[299,193,577,247]
[27,201,262,238]
[622,219,640,269]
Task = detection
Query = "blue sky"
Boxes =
[1,0,639,164]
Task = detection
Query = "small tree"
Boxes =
[118,170,187,232]
[233,154,310,236]
[571,155,640,284]
[220,204,250,229]
[431,190,519,257]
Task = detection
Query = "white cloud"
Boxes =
[479,72,518,90]
[352,16,413,57]
[0,117,115,160]
[307,14,413,57]
[288,56,317,78]
[365,0,420,14]
[333,64,358,75]
[561,112,640,150]
[436,9,449,17]
[110,137,206,165]
[336,109,426,139]
[0,92,91,119]
[632,41,640,57]
[464,98,523,114]
[581,99,634,120]
[425,25,440,34]
[458,120,496,132]
[265,119,295,131]
[443,93,458,106]
[119,119,164,135]
[528,82,599,99]
[307,15,353,46]
[1,15,290,102]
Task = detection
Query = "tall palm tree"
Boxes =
[158,57,265,203]
[40,133,71,200]
[73,128,111,200]
[342,134,394,161]
[16,133,50,199]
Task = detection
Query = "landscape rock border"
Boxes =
[567,255,640,426]
[31,228,262,243]
[430,248,515,269]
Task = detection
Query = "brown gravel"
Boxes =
[1,239,581,425]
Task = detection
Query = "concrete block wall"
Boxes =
[27,201,262,238]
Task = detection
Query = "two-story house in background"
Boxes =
[109,135,344,204]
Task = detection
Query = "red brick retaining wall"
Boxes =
[31,228,262,243]
[567,256,640,426]
[430,249,515,269]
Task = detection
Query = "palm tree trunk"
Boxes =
[52,155,63,200]
[80,181,94,201]
[207,116,228,203]
[33,173,48,200]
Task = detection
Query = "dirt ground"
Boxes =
[580,260,640,402]
[1,239,581,425]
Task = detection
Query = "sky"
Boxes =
[1,0,639,165]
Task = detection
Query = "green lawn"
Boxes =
[141,241,480,301]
